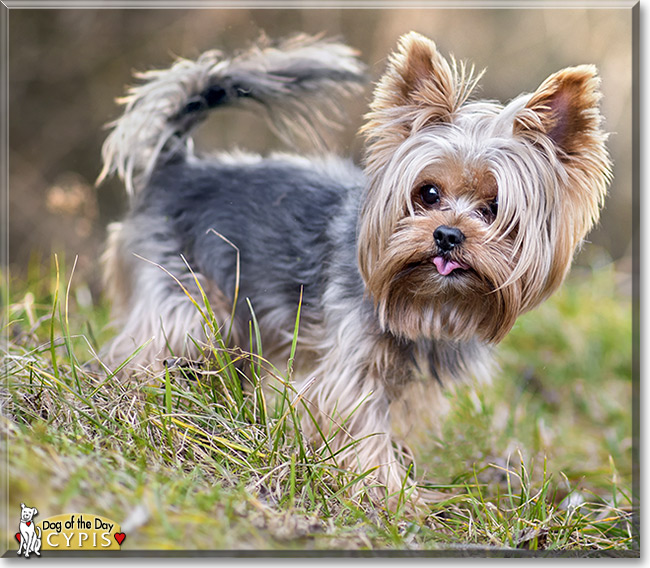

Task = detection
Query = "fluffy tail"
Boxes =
[98,34,367,194]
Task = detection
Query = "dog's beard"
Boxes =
[367,215,525,344]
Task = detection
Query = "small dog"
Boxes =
[99,33,611,504]
[17,503,41,558]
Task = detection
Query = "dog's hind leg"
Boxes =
[33,528,41,556]
[102,218,237,372]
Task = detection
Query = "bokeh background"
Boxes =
[8,7,633,295]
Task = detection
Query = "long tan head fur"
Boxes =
[358,32,611,344]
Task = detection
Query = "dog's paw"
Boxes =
[163,356,204,370]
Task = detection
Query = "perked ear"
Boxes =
[371,32,456,120]
[513,65,605,158]
[362,32,481,145]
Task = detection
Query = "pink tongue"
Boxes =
[433,256,468,276]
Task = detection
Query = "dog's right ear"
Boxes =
[372,32,456,121]
[362,32,481,144]
[20,503,25,509]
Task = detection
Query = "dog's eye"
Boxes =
[480,197,498,222]
[418,184,441,207]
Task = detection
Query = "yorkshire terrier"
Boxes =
[99,32,611,504]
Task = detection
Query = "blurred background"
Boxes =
[8,7,633,298]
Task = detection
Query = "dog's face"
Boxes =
[358,32,611,344]
[20,503,38,523]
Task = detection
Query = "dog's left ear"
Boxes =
[513,65,606,159]
[513,65,611,232]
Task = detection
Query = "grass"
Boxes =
[1,253,638,555]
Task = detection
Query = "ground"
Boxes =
[1,254,637,555]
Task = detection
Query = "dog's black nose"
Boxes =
[434,225,465,252]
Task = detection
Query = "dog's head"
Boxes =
[358,32,611,344]
[20,503,38,523]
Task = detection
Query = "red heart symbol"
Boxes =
[114,533,126,545]
[15,533,20,542]
[26,522,31,527]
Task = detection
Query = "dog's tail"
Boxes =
[98,34,367,194]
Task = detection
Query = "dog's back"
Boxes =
[99,36,367,367]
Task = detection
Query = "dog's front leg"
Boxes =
[296,327,418,507]
[24,533,32,557]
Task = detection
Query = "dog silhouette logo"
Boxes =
[16,503,42,558]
